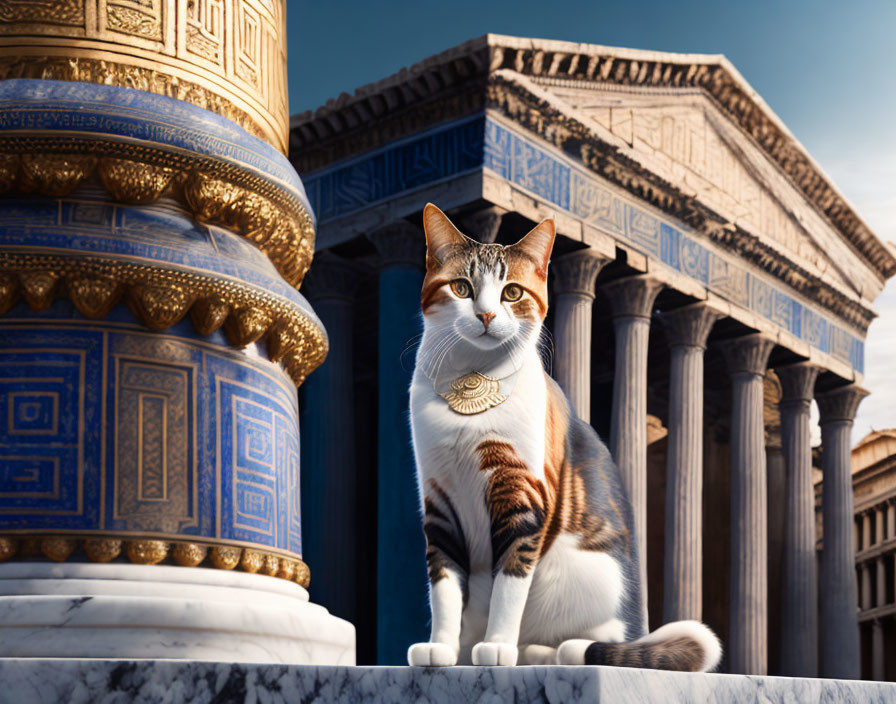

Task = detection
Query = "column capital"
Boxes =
[303,251,366,303]
[658,302,723,350]
[602,274,664,319]
[552,249,612,299]
[461,205,507,244]
[816,384,869,425]
[718,333,774,376]
[777,362,820,407]
[367,220,426,269]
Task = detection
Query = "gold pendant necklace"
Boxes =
[440,371,507,415]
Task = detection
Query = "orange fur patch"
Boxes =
[477,440,528,472]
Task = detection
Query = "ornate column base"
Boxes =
[0,563,355,664]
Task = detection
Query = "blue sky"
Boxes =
[286,0,896,441]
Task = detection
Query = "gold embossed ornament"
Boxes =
[441,372,507,415]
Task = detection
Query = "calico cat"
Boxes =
[407,203,721,670]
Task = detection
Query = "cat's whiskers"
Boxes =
[421,328,460,379]
[430,332,464,387]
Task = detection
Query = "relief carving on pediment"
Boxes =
[559,94,864,294]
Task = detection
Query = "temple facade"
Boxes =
[290,35,895,675]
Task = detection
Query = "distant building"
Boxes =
[839,430,896,680]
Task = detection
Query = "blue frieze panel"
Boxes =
[305,116,486,222]
[0,308,302,556]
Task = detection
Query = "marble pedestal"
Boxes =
[0,563,354,665]
[0,660,893,704]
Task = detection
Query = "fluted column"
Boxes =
[368,221,429,665]
[552,250,611,422]
[817,383,869,680]
[887,502,895,540]
[658,302,722,623]
[461,205,507,244]
[301,251,364,626]
[776,362,820,677]
[718,333,775,675]
[863,513,873,550]
[603,275,663,622]
[862,562,873,610]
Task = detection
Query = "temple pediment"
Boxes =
[534,86,867,299]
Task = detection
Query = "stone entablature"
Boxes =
[292,34,896,284]
[301,114,866,376]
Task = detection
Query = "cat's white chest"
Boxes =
[410,357,547,488]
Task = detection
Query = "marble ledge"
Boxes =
[1,660,894,704]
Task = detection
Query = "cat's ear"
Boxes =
[422,203,468,266]
[508,219,555,278]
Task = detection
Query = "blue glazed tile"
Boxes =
[660,223,680,271]
[306,116,485,223]
[0,310,302,556]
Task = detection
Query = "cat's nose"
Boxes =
[476,311,496,330]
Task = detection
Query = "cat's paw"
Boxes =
[471,641,518,666]
[407,642,458,667]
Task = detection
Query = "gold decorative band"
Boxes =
[0,254,328,386]
[0,534,310,589]
[0,150,314,288]
[0,54,268,146]
[0,0,289,152]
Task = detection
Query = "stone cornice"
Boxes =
[290,34,895,284]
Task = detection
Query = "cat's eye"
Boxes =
[450,279,472,298]
[502,284,523,302]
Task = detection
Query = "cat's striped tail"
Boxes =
[557,621,722,672]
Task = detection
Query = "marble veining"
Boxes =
[0,660,892,704]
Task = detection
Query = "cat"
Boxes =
[406,203,722,670]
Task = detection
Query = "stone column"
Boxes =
[862,562,873,610]
[876,509,885,547]
[301,251,363,626]
[863,513,873,550]
[718,333,775,675]
[657,302,722,623]
[552,250,611,422]
[461,205,507,244]
[872,619,885,680]
[368,221,429,665]
[817,383,869,680]
[877,556,886,608]
[887,501,895,541]
[603,275,664,621]
[776,362,820,677]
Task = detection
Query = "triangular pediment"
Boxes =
[534,82,872,298]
